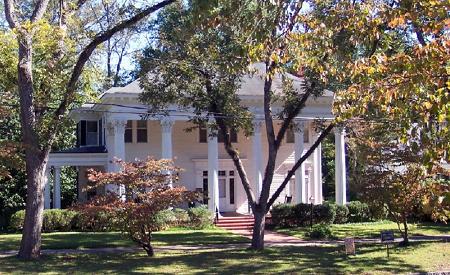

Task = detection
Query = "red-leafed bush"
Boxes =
[74,158,198,256]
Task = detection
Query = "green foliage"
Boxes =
[172,208,190,226]
[271,204,296,227]
[187,205,214,229]
[139,1,252,135]
[313,203,336,225]
[74,210,118,232]
[334,204,349,224]
[307,224,333,239]
[347,201,371,223]
[153,209,178,231]
[10,209,78,232]
[272,202,337,227]
[292,203,311,226]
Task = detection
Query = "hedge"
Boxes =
[271,201,371,228]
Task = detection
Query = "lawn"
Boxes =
[0,242,448,274]
[274,221,450,240]
[0,227,249,251]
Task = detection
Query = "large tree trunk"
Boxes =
[16,35,48,259]
[251,208,266,250]
[18,154,47,259]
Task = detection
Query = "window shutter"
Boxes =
[80,120,87,146]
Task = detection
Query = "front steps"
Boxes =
[216,215,255,230]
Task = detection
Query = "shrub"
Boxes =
[187,205,213,229]
[307,224,333,239]
[313,202,336,224]
[271,203,295,227]
[10,209,78,232]
[42,209,78,232]
[347,201,371,222]
[153,209,177,230]
[9,210,25,231]
[292,203,311,226]
[74,210,118,232]
[334,204,349,224]
[172,208,190,226]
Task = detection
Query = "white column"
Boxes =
[161,119,174,159]
[335,127,347,205]
[207,126,219,215]
[252,120,263,202]
[294,121,307,203]
[53,167,61,209]
[312,132,323,204]
[106,119,127,196]
[161,118,174,188]
[44,168,51,209]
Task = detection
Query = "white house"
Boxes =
[45,65,348,214]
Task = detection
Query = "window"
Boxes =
[125,120,133,143]
[229,178,235,204]
[218,129,238,143]
[286,127,310,143]
[286,128,295,143]
[199,127,207,143]
[218,179,226,198]
[199,127,238,143]
[137,120,147,143]
[78,120,99,146]
[86,121,98,145]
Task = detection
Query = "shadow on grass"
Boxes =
[0,243,432,274]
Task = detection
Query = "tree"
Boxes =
[139,1,339,250]
[2,0,176,259]
[349,121,450,245]
[75,158,197,256]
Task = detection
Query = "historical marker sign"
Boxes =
[381,230,395,242]
[344,237,356,255]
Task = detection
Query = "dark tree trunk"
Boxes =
[16,35,48,260]
[143,243,155,257]
[251,208,266,250]
[401,218,409,246]
[18,154,47,259]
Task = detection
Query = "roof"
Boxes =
[99,63,334,98]
[52,146,107,154]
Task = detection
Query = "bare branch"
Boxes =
[53,0,176,121]
[3,0,19,29]
[274,85,313,150]
[31,0,51,22]
[267,123,334,209]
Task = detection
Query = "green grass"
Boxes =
[0,227,249,251]
[274,221,450,240]
[0,242,448,274]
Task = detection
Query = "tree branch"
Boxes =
[31,0,51,22]
[267,123,334,209]
[274,85,313,150]
[52,0,176,123]
[3,0,19,29]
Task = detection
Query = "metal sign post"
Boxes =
[381,230,395,258]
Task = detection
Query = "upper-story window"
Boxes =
[77,120,102,147]
[199,127,238,143]
[125,121,133,143]
[137,120,148,143]
[286,127,309,143]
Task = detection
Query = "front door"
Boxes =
[218,170,236,212]
[203,170,235,212]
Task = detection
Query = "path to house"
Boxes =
[1,231,448,258]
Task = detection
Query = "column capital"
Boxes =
[334,126,346,135]
[293,120,306,133]
[252,120,263,133]
[107,119,127,136]
[160,118,174,133]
